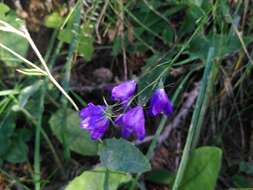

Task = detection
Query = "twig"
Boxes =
[135,82,200,145]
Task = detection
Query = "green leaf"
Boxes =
[0,111,16,156]
[98,138,151,173]
[58,29,73,43]
[3,128,31,163]
[146,169,175,186]
[179,146,222,190]
[4,135,28,163]
[0,110,30,163]
[78,33,94,61]
[162,27,174,44]
[0,3,10,15]
[58,26,94,61]
[18,80,43,108]
[49,109,98,156]
[239,161,253,175]
[44,12,64,28]
[232,175,253,188]
[112,36,121,57]
[65,167,131,190]
[188,33,253,60]
[0,11,28,66]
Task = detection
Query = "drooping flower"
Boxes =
[80,103,109,140]
[112,80,136,103]
[149,89,173,117]
[115,106,145,140]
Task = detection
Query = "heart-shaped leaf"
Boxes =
[99,138,151,173]
[65,167,131,190]
[49,109,98,156]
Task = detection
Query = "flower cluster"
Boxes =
[79,80,173,141]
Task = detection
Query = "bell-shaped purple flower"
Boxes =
[149,89,173,117]
[80,103,109,140]
[112,80,136,103]
[115,106,145,140]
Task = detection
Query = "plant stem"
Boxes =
[129,116,167,190]
[34,83,45,190]
[22,27,79,111]
[103,168,110,190]
[172,47,214,190]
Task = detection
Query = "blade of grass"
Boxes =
[0,89,19,96]
[61,0,81,160]
[172,47,215,190]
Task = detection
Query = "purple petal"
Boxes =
[164,99,173,116]
[115,106,145,140]
[121,125,133,138]
[89,118,109,140]
[80,103,106,119]
[115,114,123,126]
[79,103,109,140]
[111,80,136,102]
[149,89,173,117]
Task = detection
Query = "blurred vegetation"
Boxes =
[0,0,253,190]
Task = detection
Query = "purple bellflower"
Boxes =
[80,103,109,140]
[149,89,173,117]
[112,80,136,103]
[115,106,145,140]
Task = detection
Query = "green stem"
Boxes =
[34,83,45,190]
[130,116,167,190]
[172,47,214,190]
[44,29,58,63]
[103,168,110,190]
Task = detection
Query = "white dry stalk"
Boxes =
[0,19,79,111]
[0,20,26,37]
[0,42,46,75]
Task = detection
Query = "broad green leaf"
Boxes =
[179,146,222,190]
[44,12,64,28]
[65,167,131,190]
[49,109,98,156]
[0,11,28,66]
[98,138,151,173]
